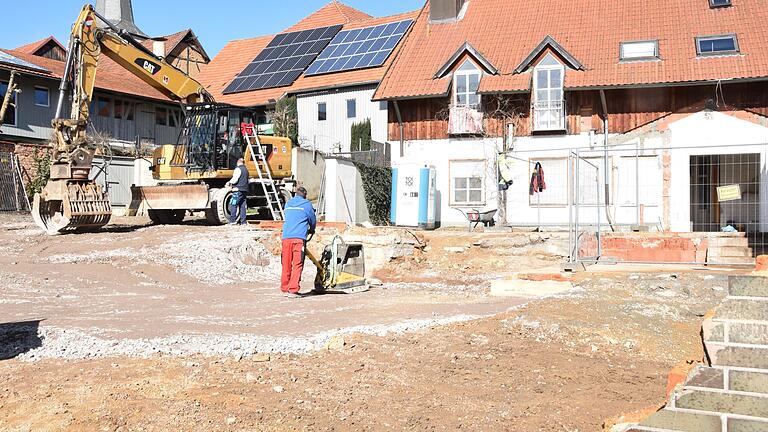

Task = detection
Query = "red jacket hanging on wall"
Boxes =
[529,162,546,195]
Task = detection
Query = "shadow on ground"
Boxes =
[0,320,43,360]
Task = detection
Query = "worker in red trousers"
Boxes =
[280,186,317,298]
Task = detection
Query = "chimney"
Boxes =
[152,41,166,57]
[95,0,148,39]
[429,0,467,23]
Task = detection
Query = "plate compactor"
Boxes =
[307,235,369,294]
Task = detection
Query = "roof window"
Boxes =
[709,0,731,8]
[696,34,739,56]
[620,40,660,61]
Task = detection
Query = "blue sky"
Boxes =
[3,0,424,57]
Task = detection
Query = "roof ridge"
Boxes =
[331,1,353,23]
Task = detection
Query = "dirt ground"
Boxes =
[0,213,738,431]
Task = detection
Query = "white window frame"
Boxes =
[0,80,17,126]
[620,40,660,62]
[532,54,566,131]
[346,98,356,119]
[696,34,739,56]
[34,86,50,107]
[453,59,482,108]
[449,159,486,207]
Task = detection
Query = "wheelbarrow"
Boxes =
[456,208,497,232]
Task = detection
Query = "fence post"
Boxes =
[597,153,602,260]
[575,148,581,263]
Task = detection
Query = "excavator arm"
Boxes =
[34,4,211,234]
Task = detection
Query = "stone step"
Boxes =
[708,247,754,258]
[704,321,768,345]
[730,276,768,298]
[707,256,756,265]
[705,346,768,370]
[687,366,768,395]
[708,237,750,248]
[674,388,768,418]
[639,409,722,431]
[714,298,768,322]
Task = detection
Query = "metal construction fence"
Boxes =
[505,142,768,267]
[0,152,30,212]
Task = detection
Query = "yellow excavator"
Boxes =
[34,4,292,234]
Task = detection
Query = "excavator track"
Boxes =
[32,180,112,235]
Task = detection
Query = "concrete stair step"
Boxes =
[714,298,768,322]
[707,256,756,265]
[730,276,768,298]
[687,366,768,395]
[708,237,750,248]
[708,247,754,258]
[639,409,722,431]
[704,321,768,345]
[705,346,768,369]
[674,388,768,418]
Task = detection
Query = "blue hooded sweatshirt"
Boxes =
[282,196,317,240]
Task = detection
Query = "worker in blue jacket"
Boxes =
[281,186,317,297]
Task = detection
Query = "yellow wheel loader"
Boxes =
[33,4,293,234]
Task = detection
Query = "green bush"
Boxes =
[28,149,51,198]
[350,119,371,152]
[354,162,391,226]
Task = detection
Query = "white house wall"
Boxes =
[392,137,502,227]
[296,85,388,154]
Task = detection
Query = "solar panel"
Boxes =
[223,25,342,94]
[0,51,49,73]
[304,19,413,76]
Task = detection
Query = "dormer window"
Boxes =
[533,53,565,131]
[453,59,481,108]
[709,0,731,7]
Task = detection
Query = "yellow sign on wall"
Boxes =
[717,184,742,202]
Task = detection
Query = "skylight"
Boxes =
[709,0,731,8]
[620,40,659,61]
[696,34,739,56]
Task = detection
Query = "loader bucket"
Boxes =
[32,180,112,235]
[129,184,210,211]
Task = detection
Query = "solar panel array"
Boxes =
[223,25,343,94]
[0,51,49,73]
[304,19,413,76]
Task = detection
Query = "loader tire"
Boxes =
[148,209,186,225]
[205,188,232,225]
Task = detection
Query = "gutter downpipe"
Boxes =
[393,99,405,158]
[599,89,616,235]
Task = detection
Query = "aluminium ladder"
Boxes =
[240,123,285,221]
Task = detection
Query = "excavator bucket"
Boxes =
[129,184,210,211]
[32,180,111,235]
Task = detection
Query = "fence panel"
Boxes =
[0,152,30,212]
[504,142,768,266]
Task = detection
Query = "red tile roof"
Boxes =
[140,29,210,62]
[375,0,768,100]
[287,1,373,32]
[15,37,66,56]
[198,2,418,107]
[0,47,176,103]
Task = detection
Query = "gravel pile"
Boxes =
[8,314,485,361]
[47,230,281,285]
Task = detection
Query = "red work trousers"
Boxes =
[280,238,306,294]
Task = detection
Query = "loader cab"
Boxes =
[178,104,259,172]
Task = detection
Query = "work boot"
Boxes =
[283,292,301,299]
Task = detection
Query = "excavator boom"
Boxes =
[33,4,210,234]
